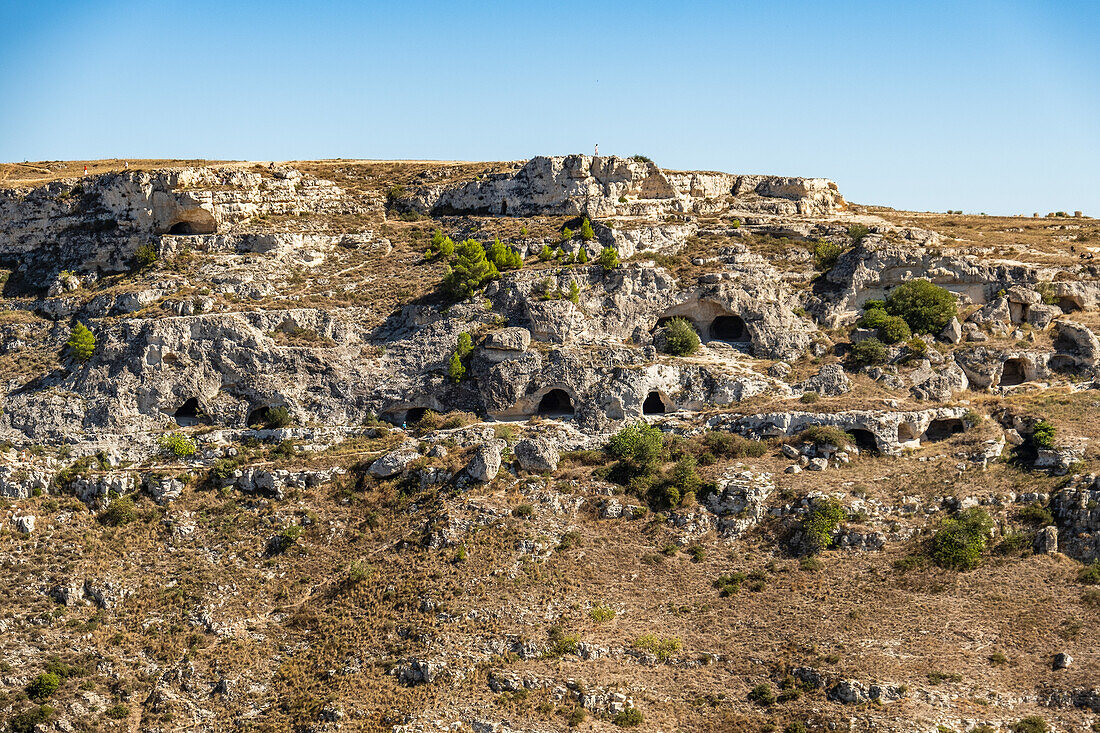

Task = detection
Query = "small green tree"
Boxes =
[810,240,843,271]
[66,322,96,363]
[442,239,499,299]
[580,218,595,241]
[802,497,846,554]
[931,507,993,571]
[487,238,523,271]
[567,280,580,304]
[158,433,197,458]
[849,337,887,367]
[576,247,589,264]
[1031,420,1056,450]
[447,352,465,383]
[877,315,912,344]
[848,223,870,244]
[598,246,620,270]
[264,405,292,428]
[661,317,700,356]
[427,230,455,259]
[456,332,473,358]
[538,244,554,261]
[27,673,61,702]
[560,227,573,242]
[884,279,957,334]
[134,243,158,269]
[607,422,665,476]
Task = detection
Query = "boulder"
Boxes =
[369,445,421,479]
[940,317,962,344]
[514,436,560,473]
[1035,525,1059,554]
[11,515,35,534]
[798,364,851,396]
[910,362,969,402]
[466,440,504,483]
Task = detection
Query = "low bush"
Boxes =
[633,634,681,661]
[662,456,701,507]
[580,218,595,241]
[802,497,846,554]
[1079,562,1100,585]
[134,243,158,269]
[849,337,887,366]
[607,422,665,478]
[100,495,136,526]
[877,315,911,344]
[560,227,573,242]
[264,405,292,429]
[810,240,843,271]
[930,507,993,571]
[26,673,61,702]
[848,223,870,244]
[748,683,776,705]
[512,503,534,518]
[105,704,130,720]
[660,317,700,356]
[10,706,55,733]
[612,708,643,727]
[702,431,768,458]
[714,572,746,596]
[157,433,197,458]
[1016,502,1053,526]
[1032,420,1056,450]
[1012,717,1047,733]
[797,425,853,448]
[589,604,615,622]
[884,279,957,334]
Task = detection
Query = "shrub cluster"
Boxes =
[931,507,993,570]
[659,317,700,356]
[810,240,844,272]
[849,337,887,367]
[441,239,502,299]
[801,497,846,554]
[487,238,523,270]
[859,302,911,344]
[883,279,957,334]
[598,246,620,270]
[1031,419,1056,450]
[157,433,197,458]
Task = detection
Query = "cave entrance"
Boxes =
[168,222,195,235]
[500,199,508,215]
[1000,358,1026,386]
[1048,354,1079,374]
[924,418,965,441]
[643,391,666,415]
[404,407,429,425]
[246,407,268,428]
[173,398,209,427]
[708,315,749,342]
[849,429,879,454]
[897,423,918,443]
[537,389,574,417]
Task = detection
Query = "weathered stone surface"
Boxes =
[465,440,504,483]
[369,445,421,479]
[513,436,560,473]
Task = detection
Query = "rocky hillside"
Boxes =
[0,155,1098,733]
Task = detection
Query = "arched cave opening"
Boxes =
[1000,358,1027,387]
[168,222,195,235]
[173,397,209,427]
[246,407,269,428]
[404,407,429,425]
[924,418,965,442]
[849,429,879,454]
[1058,296,1082,314]
[708,315,749,342]
[643,391,666,415]
[537,389,575,417]
[897,423,919,443]
[1048,354,1079,374]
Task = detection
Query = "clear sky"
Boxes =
[1,0,1097,215]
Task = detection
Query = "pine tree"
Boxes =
[538,244,554,261]
[567,280,580,304]
[598,246,620,270]
[447,352,465,382]
[580,217,595,241]
[577,248,589,264]
[442,239,498,299]
[66,322,96,363]
[456,332,473,358]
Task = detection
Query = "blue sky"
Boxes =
[1,0,1097,214]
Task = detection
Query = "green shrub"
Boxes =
[802,497,846,554]
[264,405,292,429]
[134,243,158,269]
[633,634,681,661]
[1012,717,1047,733]
[800,391,820,404]
[427,230,455,259]
[931,507,993,571]
[568,707,587,726]
[810,240,844,271]
[66,322,96,363]
[629,154,653,163]
[859,306,888,330]
[702,431,768,458]
[784,724,809,733]
[1079,563,1100,585]
[9,705,55,733]
[487,239,523,271]
[100,495,136,526]
[560,227,573,242]
[884,279,957,334]
[907,337,928,358]
[798,425,853,448]
[748,683,776,705]
[1017,503,1053,526]
[607,422,665,475]
[158,433,197,458]
[270,439,296,460]
[455,332,473,358]
[877,315,912,344]
[663,457,701,507]
[580,218,595,241]
[714,572,746,596]
[589,604,616,622]
[567,280,580,304]
[849,337,887,367]
[661,317,700,356]
[442,239,499,299]
[538,244,554,261]
[278,524,302,550]
[27,673,61,702]
[612,708,644,727]
[848,223,870,244]
[512,503,535,518]
[598,246,620,270]
[105,704,130,720]
[1032,420,1056,450]
[576,248,588,264]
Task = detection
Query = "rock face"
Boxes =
[406,155,845,219]
[514,437,560,473]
